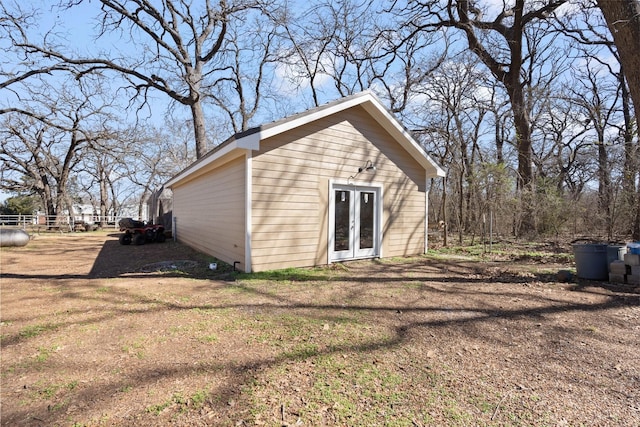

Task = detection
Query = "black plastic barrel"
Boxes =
[573,243,608,280]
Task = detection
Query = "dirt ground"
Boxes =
[1,232,639,426]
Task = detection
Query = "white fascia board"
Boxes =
[244,150,253,273]
[243,93,375,143]
[361,100,446,178]
[165,141,242,188]
[167,95,370,188]
[167,91,446,188]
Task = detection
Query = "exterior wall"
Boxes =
[172,155,246,270]
[383,177,426,257]
[250,105,426,271]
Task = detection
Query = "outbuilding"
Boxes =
[165,91,445,272]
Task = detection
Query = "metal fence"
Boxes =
[0,214,130,232]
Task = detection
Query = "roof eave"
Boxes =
[165,139,243,188]
[359,97,446,178]
[166,90,446,187]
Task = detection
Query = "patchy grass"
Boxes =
[18,323,59,340]
[235,266,336,283]
[2,233,638,427]
[428,240,574,264]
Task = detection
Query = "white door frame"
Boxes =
[328,181,382,263]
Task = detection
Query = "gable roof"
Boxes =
[166,91,445,188]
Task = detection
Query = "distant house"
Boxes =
[70,203,97,223]
[165,91,445,272]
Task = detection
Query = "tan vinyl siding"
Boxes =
[250,105,426,271]
[172,156,246,270]
[384,178,426,257]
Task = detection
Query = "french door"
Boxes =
[330,184,381,261]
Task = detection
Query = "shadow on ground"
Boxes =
[89,234,244,279]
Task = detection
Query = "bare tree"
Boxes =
[273,0,446,111]
[205,14,280,133]
[571,60,622,237]
[0,2,74,90]
[391,0,568,233]
[317,0,446,106]
[271,2,336,107]
[5,0,266,159]
[76,148,110,225]
[76,131,136,226]
[324,0,381,97]
[120,126,193,218]
[559,1,639,239]
[411,55,491,242]
[0,77,117,222]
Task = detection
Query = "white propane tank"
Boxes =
[0,229,30,247]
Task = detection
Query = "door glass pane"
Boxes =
[334,190,350,251]
[359,192,374,249]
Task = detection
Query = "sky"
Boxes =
[0,0,619,204]
[4,0,587,129]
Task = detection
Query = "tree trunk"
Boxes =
[99,168,108,228]
[53,188,68,227]
[597,0,640,242]
[38,174,55,218]
[506,83,533,190]
[596,137,612,239]
[442,176,448,247]
[455,0,536,234]
[597,1,640,130]
[507,83,535,234]
[619,67,640,240]
[41,189,55,220]
[138,186,150,221]
[191,101,208,159]
[108,176,119,223]
[495,114,504,165]
[458,164,464,245]
[635,187,640,240]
